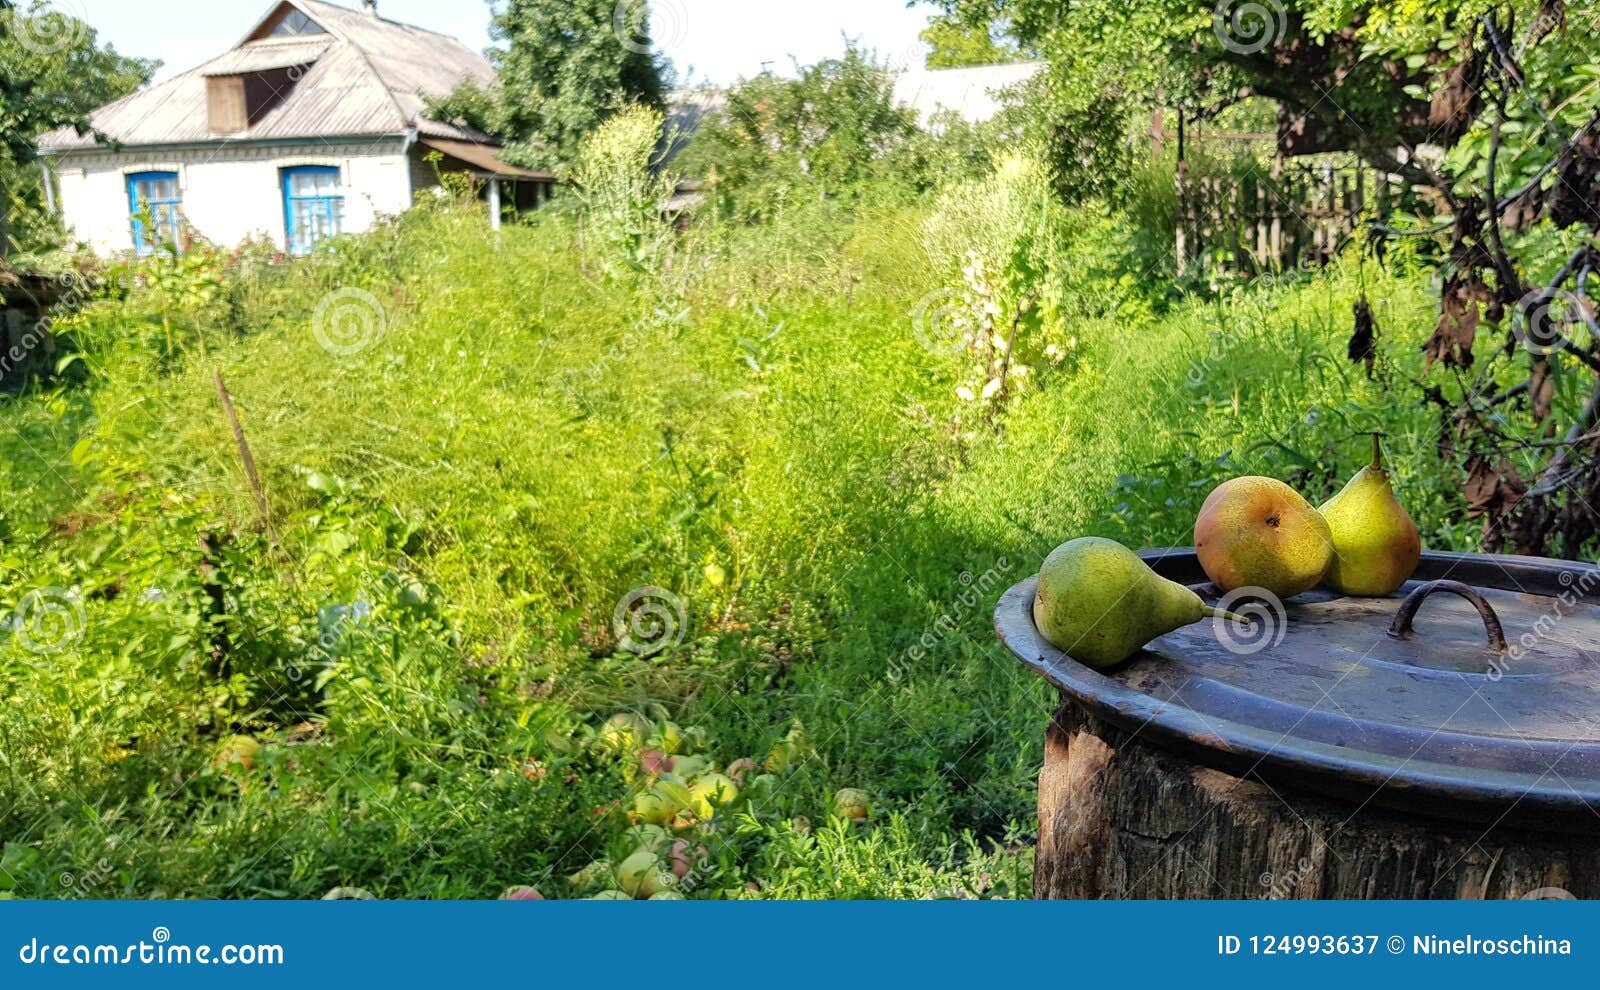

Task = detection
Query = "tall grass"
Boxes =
[0,195,1450,899]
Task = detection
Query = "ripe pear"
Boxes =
[1320,435,1421,596]
[1194,476,1333,598]
[1032,537,1248,669]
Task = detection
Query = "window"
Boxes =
[266,9,324,36]
[127,171,182,256]
[282,165,343,255]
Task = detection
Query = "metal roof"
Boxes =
[891,62,1042,125]
[419,139,555,181]
[199,38,331,76]
[38,0,497,153]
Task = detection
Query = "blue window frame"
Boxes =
[282,165,344,255]
[127,171,182,256]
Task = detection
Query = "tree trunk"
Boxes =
[1036,701,1600,899]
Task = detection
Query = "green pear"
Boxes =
[1032,537,1248,669]
[1320,435,1421,596]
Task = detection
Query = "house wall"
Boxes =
[51,138,416,255]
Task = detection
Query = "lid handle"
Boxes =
[1387,580,1508,653]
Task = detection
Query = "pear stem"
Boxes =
[1370,432,1384,470]
[1201,606,1253,625]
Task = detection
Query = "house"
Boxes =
[890,62,1042,127]
[36,0,552,257]
[660,61,1042,160]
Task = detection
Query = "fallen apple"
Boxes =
[689,773,739,819]
[615,850,661,898]
[640,868,678,898]
[639,748,671,778]
[598,713,651,757]
[831,788,871,822]
[567,860,613,892]
[624,824,672,855]
[652,780,695,818]
[653,721,686,756]
[664,755,710,781]
[499,885,544,900]
[632,791,674,826]
[213,734,261,772]
[668,839,708,879]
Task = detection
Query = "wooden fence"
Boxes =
[1176,158,1404,277]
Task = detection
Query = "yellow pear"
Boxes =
[1320,435,1421,596]
[1033,537,1247,669]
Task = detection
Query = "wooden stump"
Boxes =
[1036,701,1600,899]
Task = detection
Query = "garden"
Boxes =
[0,0,1597,900]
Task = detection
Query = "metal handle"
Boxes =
[1387,580,1508,653]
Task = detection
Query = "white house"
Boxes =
[37,0,552,257]
[890,62,1043,126]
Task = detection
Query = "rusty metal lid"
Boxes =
[995,549,1600,832]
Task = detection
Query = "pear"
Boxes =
[1320,435,1421,597]
[1194,476,1333,598]
[1033,537,1249,669]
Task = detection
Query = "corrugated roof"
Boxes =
[38,0,496,152]
[420,138,555,180]
[199,38,331,76]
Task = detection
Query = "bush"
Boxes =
[679,48,940,222]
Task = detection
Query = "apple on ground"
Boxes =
[669,839,708,878]
[831,788,871,822]
[615,850,661,898]
[689,773,739,819]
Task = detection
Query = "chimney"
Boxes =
[363,0,378,17]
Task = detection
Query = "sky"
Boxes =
[68,0,936,88]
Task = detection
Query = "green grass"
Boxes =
[0,202,1462,899]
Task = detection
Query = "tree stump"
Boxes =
[1036,702,1600,899]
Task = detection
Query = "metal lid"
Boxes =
[995,549,1600,831]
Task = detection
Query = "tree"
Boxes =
[0,0,157,257]
[677,47,930,221]
[431,0,665,172]
[920,0,1600,557]
[920,15,1020,67]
